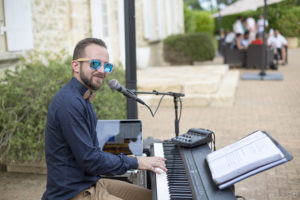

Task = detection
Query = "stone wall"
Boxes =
[0,0,185,70]
[31,0,91,55]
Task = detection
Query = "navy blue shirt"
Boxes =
[42,78,138,200]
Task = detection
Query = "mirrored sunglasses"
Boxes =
[76,58,114,73]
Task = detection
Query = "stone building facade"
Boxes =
[0,0,184,76]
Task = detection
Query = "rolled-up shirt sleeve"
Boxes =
[57,98,138,176]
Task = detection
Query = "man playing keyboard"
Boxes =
[42,38,167,200]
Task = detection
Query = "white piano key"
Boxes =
[153,143,170,200]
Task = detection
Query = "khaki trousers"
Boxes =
[71,179,152,200]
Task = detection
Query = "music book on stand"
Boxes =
[206,130,293,189]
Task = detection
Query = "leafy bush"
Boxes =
[276,7,300,37]
[184,4,197,33]
[0,52,126,163]
[184,4,214,35]
[193,11,215,35]
[163,33,215,65]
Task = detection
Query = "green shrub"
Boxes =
[193,11,215,35]
[276,7,300,37]
[0,52,126,163]
[184,4,197,33]
[163,33,215,65]
[184,4,214,35]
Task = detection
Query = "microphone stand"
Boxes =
[131,90,185,137]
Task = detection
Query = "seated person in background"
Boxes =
[241,30,250,48]
[216,29,225,40]
[251,33,263,45]
[268,28,274,39]
[234,33,246,50]
[225,30,236,45]
[268,29,288,64]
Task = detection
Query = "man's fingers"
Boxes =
[151,166,167,174]
[137,156,167,173]
[151,162,168,174]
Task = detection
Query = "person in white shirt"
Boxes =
[233,16,244,34]
[268,29,288,65]
[246,15,256,42]
[225,31,236,45]
[257,14,268,34]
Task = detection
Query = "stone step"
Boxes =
[137,65,239,107]
[137,64,229,94]
[211,70,239,107]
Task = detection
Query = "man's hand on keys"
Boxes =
[137,156,167,174]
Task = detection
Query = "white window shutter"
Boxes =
[143,0,153,40]
[156,0,165,39]
[90,0,109,40]
[173,1,179,34]
[166,0,172,36]
[4,0,33,51]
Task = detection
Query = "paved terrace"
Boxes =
[0,49,299,200]
[138,48,300,200]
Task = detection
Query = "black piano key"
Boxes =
[160,142,193,200]
[170,194,193,198]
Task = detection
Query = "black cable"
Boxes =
[178,97,183,121]
[153,95,166,116]
[235,195,246,200]
[144,95,166,117]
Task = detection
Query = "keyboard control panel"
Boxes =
[171,128,213,148]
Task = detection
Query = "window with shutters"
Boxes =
[0,0,6,53]
[90,0,110,43]
[4,0,33,51]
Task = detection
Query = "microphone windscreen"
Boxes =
[108,79,119,90]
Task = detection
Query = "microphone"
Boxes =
[108,79,145,105]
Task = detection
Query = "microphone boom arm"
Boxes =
[131,89,185,98]
[132,89,184,137]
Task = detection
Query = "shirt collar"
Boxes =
[70,77,96,101]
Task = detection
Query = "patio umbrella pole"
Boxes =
[259,0,267,77]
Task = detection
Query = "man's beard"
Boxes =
[80,65,104,90]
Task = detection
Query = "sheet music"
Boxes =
[207,131,284,184]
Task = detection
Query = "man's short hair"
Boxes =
[73,38,107,60]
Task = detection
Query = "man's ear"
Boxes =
[71,60,80,73]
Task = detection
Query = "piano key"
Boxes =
[153,143,170,200]
[152,142,194,200]
[152,141,236,200]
